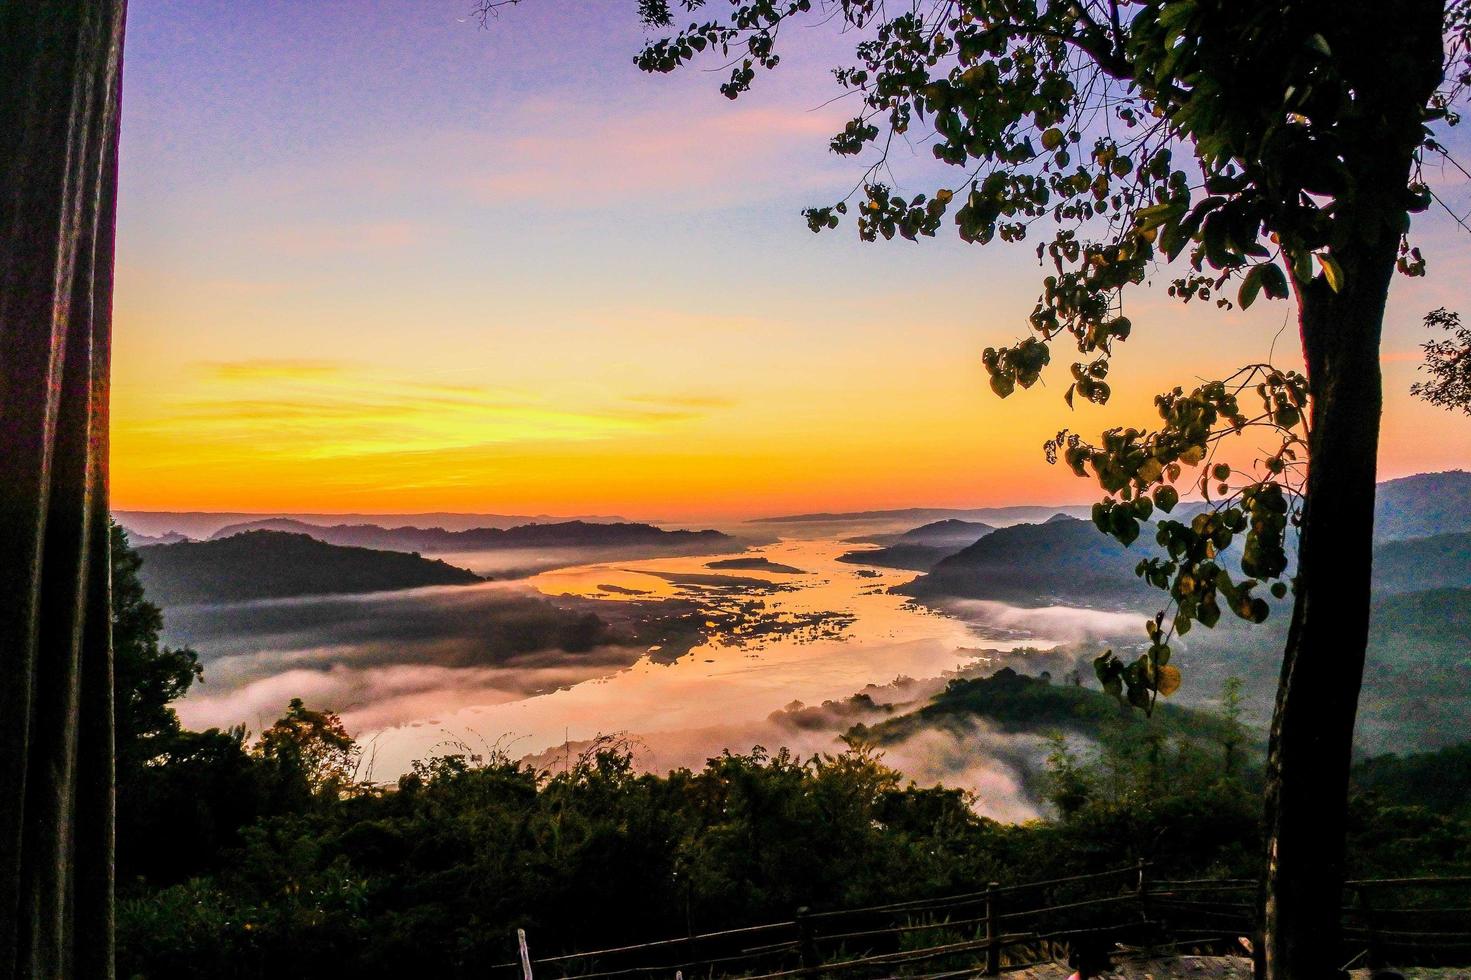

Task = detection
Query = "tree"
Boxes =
[610,2,1471,976]
[1412,307,1471,413]
[0,3,127,976]
[109,525,266,887]
[254,700,362,801]
[110,524,201,774]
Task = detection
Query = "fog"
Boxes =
[165,536,1150,819]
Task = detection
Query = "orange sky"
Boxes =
[111,4,1471,521]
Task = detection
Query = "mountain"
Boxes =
[206,518,730,554]
[1375,471,1471,540]
[902,473,1471,607]
[837,543,961,572]
[849,518,996,548]
[125,530,191,547]
[1372,532,1471,593]
[114,510,630,539]
[838,519,998,572]
[903,516,1152,607]
[1353,743,1471,819]
[750,505,1091,526]
[854,666,1233,745]
[136,531,485,605]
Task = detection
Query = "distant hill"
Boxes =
[136,531,484,605]
[1372,532,1471,593]
[750,505,1090,526]
[849,668,1237,795]
[126,530,191,547]
[838,519,998,572]
[837,543,960,573]
[902,477,1471,607]
[1375,471,1471,540]
[849,518,996,548]
[1353,743,1471,819]
[114,510,628,539]
[904,516,1152,607]
[207,518,730,554]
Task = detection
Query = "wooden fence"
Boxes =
[491,865,1471,979]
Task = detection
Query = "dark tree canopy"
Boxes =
[625,0,1469,704]
[615,3,1471,978]
[1413,307,1471,414]
[111,523,202,773]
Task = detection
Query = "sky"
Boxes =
[113,1,1471,521]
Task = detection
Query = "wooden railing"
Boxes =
[490,865,1471,979]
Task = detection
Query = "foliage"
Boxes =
[1412,307,1471,414]
[254,698,362,800]
[624,0,1468,717]
[112,521,201,771]
[108,529,1468,976]
[1352,743,1471,822]
[113,527,339,886]
[116,715,1471,977]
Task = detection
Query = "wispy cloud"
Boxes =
[204,358,346,381]
[124,359,717,464]
[624,392,736,410]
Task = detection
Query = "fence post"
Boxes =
[796,907,818,980]
[517,928,534,980]
[1135,858,1153,949]
[985,881,1002,976]
[1356,884,1380,970]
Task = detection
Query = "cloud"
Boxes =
[126,360,718,463]
[513,669,1061,822]
[167,581,677,735]
[178,660,641,740]
[935,599,1142,644]
[203,358,346,381]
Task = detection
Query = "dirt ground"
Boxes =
[1005,955,1471,980]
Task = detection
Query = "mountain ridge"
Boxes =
[206,518,730,554]
[136,531,485,605]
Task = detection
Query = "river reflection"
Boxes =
[362,536,1051,779]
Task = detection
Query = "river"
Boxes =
[357,535,1061,783]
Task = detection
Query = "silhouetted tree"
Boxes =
[254,700,362,801]
[1412,308,1471,413]
[602,1,1471,975]
[0,3,127,976]
[110,524,201,774]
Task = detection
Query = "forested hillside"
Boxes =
[137,531,484,604]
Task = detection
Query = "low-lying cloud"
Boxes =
[169,581,675,733]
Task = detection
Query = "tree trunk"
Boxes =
[1258,7,1446,973]
[0,2,127,977]
[1259,244,1392,980]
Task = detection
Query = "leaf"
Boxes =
[1238,264,1265,309]
[1261,262,1290,300]
[1135,202,1177,233]
[1316,252,1344,292]
[1155,664,1182,697]
[1153,485,1180,513]
[1041,127,1064,150]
